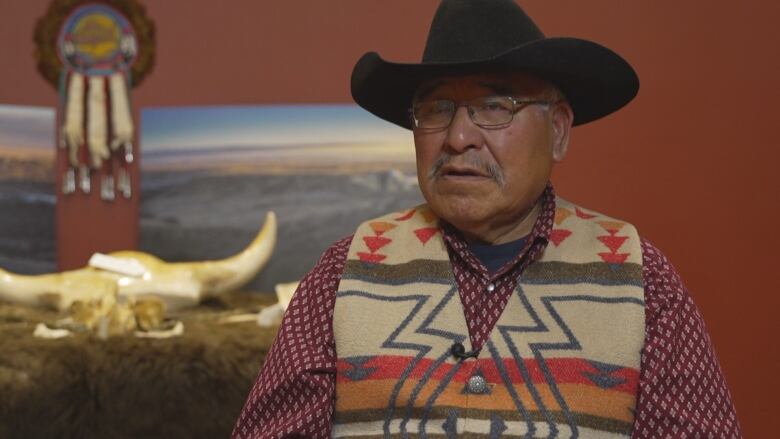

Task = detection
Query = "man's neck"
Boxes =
[457,201,541,245]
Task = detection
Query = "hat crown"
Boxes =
[422,0,545,63]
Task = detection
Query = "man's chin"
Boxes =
[425,179,495,200]
[428,198,492,228]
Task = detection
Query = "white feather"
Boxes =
[87,76,110,168]
[109,73,134,152]
[62,72,84,167]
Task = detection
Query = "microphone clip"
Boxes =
[450,342,480,361]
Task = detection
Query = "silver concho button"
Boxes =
[467,375,487,394]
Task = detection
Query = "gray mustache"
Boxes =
[428,153,506,187]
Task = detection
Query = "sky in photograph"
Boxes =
[0,103,416,164]
[0,105,413,153]
[0,105,55,148]
[141,104,413,152]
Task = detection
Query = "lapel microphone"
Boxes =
[450,342,480,360]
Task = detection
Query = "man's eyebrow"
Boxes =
[414,80,445,101]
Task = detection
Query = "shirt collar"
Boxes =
[439,182,556,279]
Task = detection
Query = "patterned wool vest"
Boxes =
[333,198,645,438]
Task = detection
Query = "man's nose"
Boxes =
[445,106,483,153]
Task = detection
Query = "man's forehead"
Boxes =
[414,72,551,100]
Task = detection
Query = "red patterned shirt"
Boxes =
[233,187,742,438]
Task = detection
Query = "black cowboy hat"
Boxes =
[351,0,639,129]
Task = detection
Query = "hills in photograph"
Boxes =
[0,103,424,293]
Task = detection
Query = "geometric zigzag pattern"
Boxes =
[334,283,644,438]
[334,199,646,438]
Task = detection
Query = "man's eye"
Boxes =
[430,101,451,114]
[479,99,511,112]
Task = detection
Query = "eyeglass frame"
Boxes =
[409,96,557,130]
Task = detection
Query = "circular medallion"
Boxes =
[467,375,488,394]
[57,4,138,75]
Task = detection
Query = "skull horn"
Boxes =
[0,212,277,311]
[176,211,277,297]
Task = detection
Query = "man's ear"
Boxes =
[551,101,574,163]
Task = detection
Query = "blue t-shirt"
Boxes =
[468,236,527,275]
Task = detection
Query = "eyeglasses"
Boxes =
[410,96,554,129]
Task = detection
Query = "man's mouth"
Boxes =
[439,166,489,179]
[427,154,506,187]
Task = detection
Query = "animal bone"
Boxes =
[33,323,71,339]
[256,280,300,327]
[134,321,183,339]
[274,281,299,311]
[0,212,276,312]
[33,297,178,339]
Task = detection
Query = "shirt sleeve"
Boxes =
[632,237,742,438]
[232,236,352,439]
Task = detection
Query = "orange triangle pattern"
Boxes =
[420,210,437,224]
[549,229,572,247]
[369,221,397,235]
[414,227,439,245]
[575,207,597,219]
[554,208,573,225]
[363,236,392,253]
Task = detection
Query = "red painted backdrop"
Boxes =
[1,1,777,436]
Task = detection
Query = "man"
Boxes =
[233,0,741,437]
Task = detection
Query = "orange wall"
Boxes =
[1,1,777,436]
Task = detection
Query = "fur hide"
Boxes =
[0,293,277,439]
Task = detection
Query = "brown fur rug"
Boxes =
[0,293,278,439]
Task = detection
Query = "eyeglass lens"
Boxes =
[414,96,516,128]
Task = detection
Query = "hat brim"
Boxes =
[351,37,639,129]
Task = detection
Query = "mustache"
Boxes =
[428,153,506,187]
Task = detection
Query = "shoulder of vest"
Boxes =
[348,204,448,265]
[547,196,643,266]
